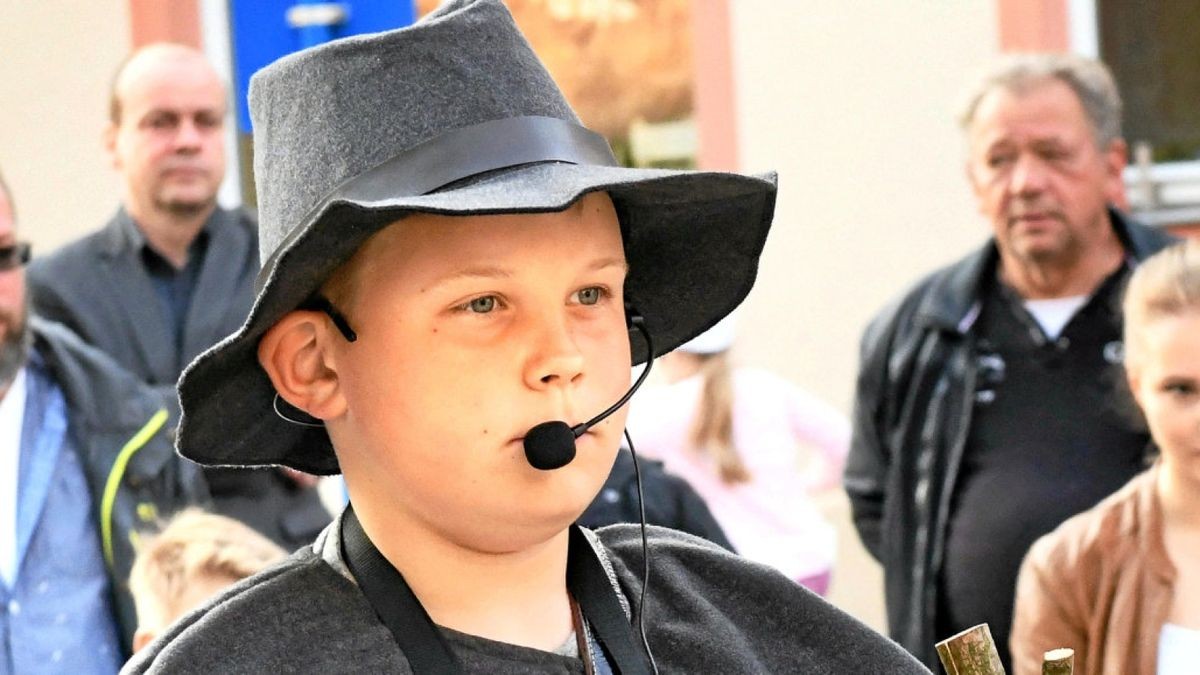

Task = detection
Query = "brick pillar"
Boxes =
[996,0,1069,52]
[128,0,202,48]
[692,0,739,171]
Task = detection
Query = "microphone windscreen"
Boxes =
[523,421,577,471]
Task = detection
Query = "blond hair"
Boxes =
[688,351,750,484]
[1123,239,1200,367]
[129,509,287,631]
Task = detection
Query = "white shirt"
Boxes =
[1158,623,1200,675]
[0,367,28,587]
[1024,295,1088,340]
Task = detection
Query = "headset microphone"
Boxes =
[523,307,654,471]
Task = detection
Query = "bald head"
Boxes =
[109,43,225,125]
[0,169,11,224]
[105,43,228,232]
[0,164,29,394]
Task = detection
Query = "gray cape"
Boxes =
[124,519,927,674]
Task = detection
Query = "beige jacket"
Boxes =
[1011,467,1175,675]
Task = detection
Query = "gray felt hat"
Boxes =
[176,0,777,474]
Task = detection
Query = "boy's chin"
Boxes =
[462,483,609,553]
[455,512,585,555]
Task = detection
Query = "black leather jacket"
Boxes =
[844,210,1174,667]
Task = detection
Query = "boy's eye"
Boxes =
[466,296,497,313]
[576,286,604,306]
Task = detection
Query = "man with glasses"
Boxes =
[0,169,206,673]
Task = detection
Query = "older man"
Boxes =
[27,44,329,552]
[0,169,206,672]
[845,54,1175,670]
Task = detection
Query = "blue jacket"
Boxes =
[29,318,208,656]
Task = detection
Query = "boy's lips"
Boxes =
[513,420,588,443]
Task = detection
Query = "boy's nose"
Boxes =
[523,316,585,391]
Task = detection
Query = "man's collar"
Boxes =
[106,206,217,260]
[912,207,1154,335]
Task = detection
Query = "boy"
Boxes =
[126,1,926,672]
[128,509,286,654]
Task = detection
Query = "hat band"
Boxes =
[257,115,619,292]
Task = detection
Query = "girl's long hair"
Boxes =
[688,351,751,484]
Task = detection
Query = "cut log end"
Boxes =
[1042,647,1074,675]
[935,623,1006,675]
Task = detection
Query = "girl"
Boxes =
[626,313,850,594]
[1010,239,1200,674]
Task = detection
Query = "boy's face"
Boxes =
[327,192,631,551]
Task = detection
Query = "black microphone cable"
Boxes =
[624,426,660,675]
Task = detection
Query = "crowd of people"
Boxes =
[0,0,1195,672]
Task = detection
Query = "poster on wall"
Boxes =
[418,0,698,168]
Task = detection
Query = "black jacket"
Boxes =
[578,449,734,552]
[31,317,209,655]
[844,210,1174,667]
[28,208,331,551]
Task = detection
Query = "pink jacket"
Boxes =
[1010,467,1175,675]
[626,367,849,581]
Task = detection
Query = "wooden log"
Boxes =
[1042,648,1074,675]
[935,623,1006,675]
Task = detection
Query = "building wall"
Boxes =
[726,0,998,628]
[0,0,130,252]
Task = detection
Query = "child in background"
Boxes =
[127,509,286,654]
[1010,240,1200,675]
[626,312,850,594]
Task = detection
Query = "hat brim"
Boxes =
[177,161,777,474]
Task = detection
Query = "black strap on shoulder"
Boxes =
[566,526,653,675]
[340,509,650,674]
[341,506,462,674]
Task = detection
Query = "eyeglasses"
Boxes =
[0,243,31,271]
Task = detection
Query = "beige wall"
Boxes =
[726,1,999,628]
[1,1,130,253]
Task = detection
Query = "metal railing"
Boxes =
[1123,142,1200,228]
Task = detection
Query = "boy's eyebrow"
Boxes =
[428,257,628,288]
[433,265,513,284]
[589,256,629,273]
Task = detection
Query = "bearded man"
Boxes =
[0,168,206,672]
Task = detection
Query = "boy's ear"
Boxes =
[258,311,347,421]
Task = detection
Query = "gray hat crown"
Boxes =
[176,0,777,474]
[249,0,579,263]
